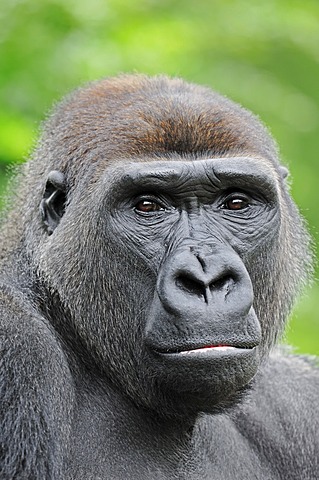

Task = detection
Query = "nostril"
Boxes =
[210,275,234,295]
[175,275,206,300]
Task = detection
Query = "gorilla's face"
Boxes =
[43,155,280,415]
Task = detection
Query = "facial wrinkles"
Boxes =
[197,160,223,191]
[162,208,229,267]
[106,157,281,270]
[168,162,227,247]
[188,206,231,247]
[170,161,222,204]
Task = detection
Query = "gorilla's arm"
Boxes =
[0,283,74,480]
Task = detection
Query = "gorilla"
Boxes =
[0,74,318,480]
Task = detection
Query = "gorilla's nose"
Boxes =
[156,245,254,318]
[175,260,234,304]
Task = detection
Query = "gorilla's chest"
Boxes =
[65,404,296,480]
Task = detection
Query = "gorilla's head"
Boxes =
[14,75,311,416]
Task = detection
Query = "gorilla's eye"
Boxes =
[135,199,164,213]
[223,194,250,211]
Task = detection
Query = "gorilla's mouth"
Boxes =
[155,344,257,356]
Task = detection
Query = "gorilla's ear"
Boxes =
[279,166,289,180]
[40,171,66,235]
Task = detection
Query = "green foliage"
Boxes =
[287,285,319,356]
[0,0,318,353]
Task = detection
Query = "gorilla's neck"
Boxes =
[69,369,198,472]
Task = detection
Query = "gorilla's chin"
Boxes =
[138,345,259,416]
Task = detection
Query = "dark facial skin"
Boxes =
[109,156,281,413]
[43,155,280,415]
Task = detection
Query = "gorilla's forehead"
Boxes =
[103,156,280,195]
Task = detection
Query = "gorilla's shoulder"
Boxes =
[198,353,319,475]
[229,350,319,449]
[239,349,319,416]
[256,349,319,401]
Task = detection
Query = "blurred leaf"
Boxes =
[286,284,319,356]
[0,113,34,163]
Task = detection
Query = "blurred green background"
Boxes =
[0,0,318,354]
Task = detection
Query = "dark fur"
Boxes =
[0,75,318,479]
